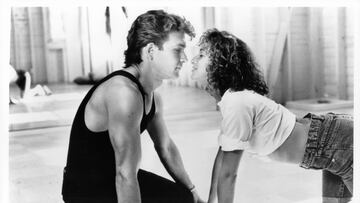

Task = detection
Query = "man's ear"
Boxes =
[144,43,158,61]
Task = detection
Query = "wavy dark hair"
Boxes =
[199,28,269,96]
[124,10,195,68]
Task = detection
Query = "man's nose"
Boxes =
[180,52,188,63]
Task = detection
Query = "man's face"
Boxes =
[152,32,187,79]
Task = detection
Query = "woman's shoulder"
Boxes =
[221,89,264,108]
[226,89,265,101]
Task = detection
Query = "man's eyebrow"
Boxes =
[200,48,208,53]
[177,43,186,48]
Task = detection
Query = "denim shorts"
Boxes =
[300,113,353,199]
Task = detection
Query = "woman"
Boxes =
[191,29,353,203]
[9,64,52,104]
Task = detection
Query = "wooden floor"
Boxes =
[9,83,354,203]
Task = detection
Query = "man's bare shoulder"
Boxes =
[103,76,143,116]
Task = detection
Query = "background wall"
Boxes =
[10,7,354,103]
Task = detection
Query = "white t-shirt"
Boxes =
[217,89,296,156]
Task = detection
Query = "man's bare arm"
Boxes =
[146,93,204,202]
[106,84,143,203]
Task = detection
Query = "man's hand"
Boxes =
[191,189,206,203]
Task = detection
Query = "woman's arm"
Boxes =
[217,150,243,203]
[208,147,223,203]
[208,148,243,203]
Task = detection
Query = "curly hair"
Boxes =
[199,28,269,97]
[124,10,195,68]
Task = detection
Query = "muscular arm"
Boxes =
[146,93,194,189]
[208,148,243,203]
[106,84,143,203]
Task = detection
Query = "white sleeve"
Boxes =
[218,101,254,151]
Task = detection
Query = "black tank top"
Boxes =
[62,70,156,199]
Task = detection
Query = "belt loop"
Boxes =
[304,113,312,119]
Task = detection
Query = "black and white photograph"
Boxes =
[1,1,359,203]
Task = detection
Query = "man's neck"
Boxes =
[127,65,162,95]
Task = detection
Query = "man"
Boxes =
[62,10,204,203]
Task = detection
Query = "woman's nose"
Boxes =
[191,56,197,64]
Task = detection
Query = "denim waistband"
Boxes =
[300,113,335,169]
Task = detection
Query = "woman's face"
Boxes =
[190,44,211,86]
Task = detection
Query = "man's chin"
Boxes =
[163,74,178,81]
[172,70,181,78]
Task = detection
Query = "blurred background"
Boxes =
[9,7,354,102]
[8,6,355,203]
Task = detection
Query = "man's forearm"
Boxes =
[115,175,141,203]
[157,140,193,189]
